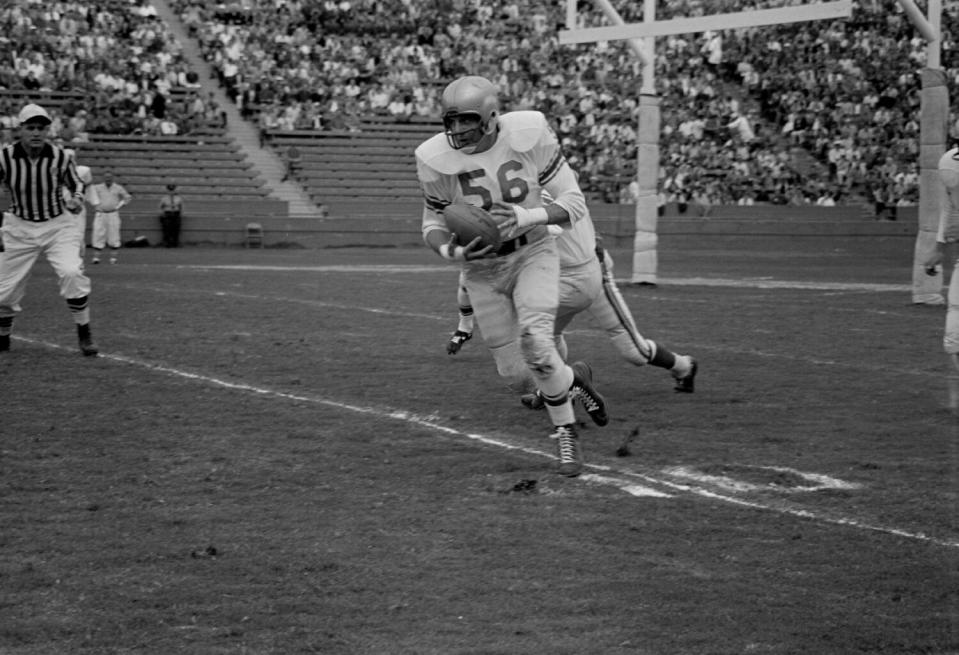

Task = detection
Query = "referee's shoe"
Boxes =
[78,324,98,357]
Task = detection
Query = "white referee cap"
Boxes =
[17,103,52,125]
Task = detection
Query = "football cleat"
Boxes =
[78,325,98,357]
[551,424,583,477]
[79,337,98,357]
[520,391,545,410]
[446,330,472,355]
[674,358,698,393]
[570,361,609,426]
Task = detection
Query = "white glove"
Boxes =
[439,243,465,261]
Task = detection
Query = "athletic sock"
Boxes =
[542,392,576,426]
[457,306,474,334]
[647,339,677,370]
[670,354,693,378]
[66,296,90,325]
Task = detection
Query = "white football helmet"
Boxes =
[441,76,499,153]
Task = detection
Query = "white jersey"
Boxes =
[75,165,99,207]
[416,110,587,241]
[541,189,597,267]
[938,147,959,243]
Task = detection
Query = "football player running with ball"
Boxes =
[415,75,608,477]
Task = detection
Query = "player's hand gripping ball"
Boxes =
[443,203,502,251]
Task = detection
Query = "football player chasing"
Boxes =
[447,199,699,401]
[415,75,608,477]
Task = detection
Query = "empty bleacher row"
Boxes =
[264,119,441,205]
[70,134,267,199]
[1,88,264,200]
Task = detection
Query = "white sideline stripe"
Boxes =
[22,336,959,550]
[664,465,863,493]
[657,276,911,293]
[178,265,912,293]
[580,473,671,498]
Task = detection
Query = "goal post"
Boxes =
[897,0,948,305]
[557,1,855,284]
[559,1,852,45]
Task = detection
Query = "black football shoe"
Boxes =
[446,330,472,355]
[78,324,99,357]
[570,361,609,426]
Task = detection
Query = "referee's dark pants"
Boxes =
[161,211,181,248]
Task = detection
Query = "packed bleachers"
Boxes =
[169,0,958,210]
[0,1,255,200]
[2,0,958,212]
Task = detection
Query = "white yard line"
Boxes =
[18,336,959,550]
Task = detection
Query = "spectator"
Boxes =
[281,144,302,182]
[159,183,183,248]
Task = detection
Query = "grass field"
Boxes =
[1,233,957,654]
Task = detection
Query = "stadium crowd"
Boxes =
[1,0,958,210]
[0,0,223,143]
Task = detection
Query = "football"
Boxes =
[443,203,502,251]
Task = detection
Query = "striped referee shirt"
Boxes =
[0,142,83,222]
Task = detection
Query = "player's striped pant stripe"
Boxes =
[601,274,653,362]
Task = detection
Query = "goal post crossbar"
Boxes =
[559,0,852,45]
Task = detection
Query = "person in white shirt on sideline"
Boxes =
[90,171,132,264]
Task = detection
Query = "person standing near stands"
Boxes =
[0,103,98,356]
[58,141,99,257]
[90,171,132,264]
[159,183,183,247]
[71,161,97,257]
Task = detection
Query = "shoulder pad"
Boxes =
[500,111,550,153]
[416,132,466,178]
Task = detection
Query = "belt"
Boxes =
[496,233,529,256]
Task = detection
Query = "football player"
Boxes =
[446,195,698,403]
[415,75,609,477]
[924,147,959,411]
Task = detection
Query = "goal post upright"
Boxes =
[897,0,948,305]
[556,1,853,284]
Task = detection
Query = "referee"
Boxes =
[0,103,98,356]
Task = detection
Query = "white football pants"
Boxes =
[0,212,91,318]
